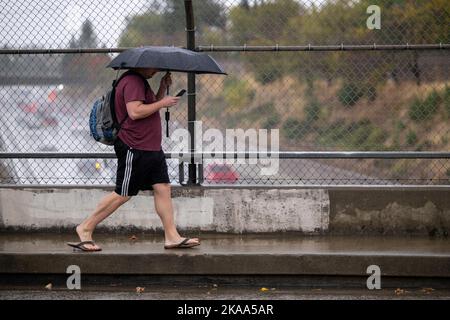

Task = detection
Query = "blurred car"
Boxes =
[16,87,60,128]
[205,163,239,183]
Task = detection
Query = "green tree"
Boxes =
[61,19,111,84]
[118,0,226,47]
[229,0,303,84]
[119,13,166,46]
[78,20,97,48]
[229,0,449,87]
[283,0,367,86]
[230,0,302,43]
[357,0,450,85]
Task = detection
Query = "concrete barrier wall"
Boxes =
[329,189,450,236]
[0,187,329,233]
[0,187,448,235]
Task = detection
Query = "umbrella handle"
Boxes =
[165,86,170,138]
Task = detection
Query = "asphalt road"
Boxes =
[1,287,449,300]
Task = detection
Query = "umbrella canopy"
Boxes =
[107,46,227,75]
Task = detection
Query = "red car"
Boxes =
[18,88,59,128]
[205,163,239,183]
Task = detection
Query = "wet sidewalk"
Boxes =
[1,233,449,280]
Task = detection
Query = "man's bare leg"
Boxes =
[152,183,200,246]
[76,192,130,250]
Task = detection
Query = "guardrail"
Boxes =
[1,151,449,159]
[1,151,449,188]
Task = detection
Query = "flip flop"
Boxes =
[164,238,200,249]
[67,241,102,252]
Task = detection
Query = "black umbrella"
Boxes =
[107,46,227,75]
[107,46,227,137]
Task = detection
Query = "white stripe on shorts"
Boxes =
[121,150,133,196]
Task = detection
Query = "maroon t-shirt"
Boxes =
[115,72,162,151]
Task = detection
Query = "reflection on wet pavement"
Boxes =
[1,233,449,255]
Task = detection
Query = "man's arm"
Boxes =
[126,96,180,120]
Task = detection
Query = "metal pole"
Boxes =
[196,43,450,52]
[185,0,197,185]
[0,43,448,55]
[1,151,449,159]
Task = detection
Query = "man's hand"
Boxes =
[159,96,180,108]
[160,72,172,89]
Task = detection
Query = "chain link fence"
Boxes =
[0,0,449,186]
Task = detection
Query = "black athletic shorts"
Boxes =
[114,138,170,196]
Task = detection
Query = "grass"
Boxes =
[222,76,255,112]
[337,83,364,107]
[262,112,280,129]
[409,90,441,121]
[406,130,418,146]
[282,119,305,140]
[444,86,450,118]
[318,119,388,150]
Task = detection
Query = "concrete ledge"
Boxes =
[0,187,449,234]
[1,234,449,280]
[1,253,449,277]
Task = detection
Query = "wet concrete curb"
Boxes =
[1,252,449,277]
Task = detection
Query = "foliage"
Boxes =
[337,83,364,107]
[318,119,387,150]
[444,86,450,117]
[282,118,303,140]
[304,99,320,123]
[222,77,255,111]
[118,0,226,47]
[227,0,449,86]
[406,130,417,146]
[262,112,281,129]
[61,20,111,83]
[409,91,441,121]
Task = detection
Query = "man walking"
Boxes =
[68,68,200,251]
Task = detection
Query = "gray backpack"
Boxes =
[89,71,146,145]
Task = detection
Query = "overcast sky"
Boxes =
[0,0,329,49]
[0,0,150,48]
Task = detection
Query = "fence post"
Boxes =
[184,0,198,185]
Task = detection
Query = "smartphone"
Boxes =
[175,89,186,97]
